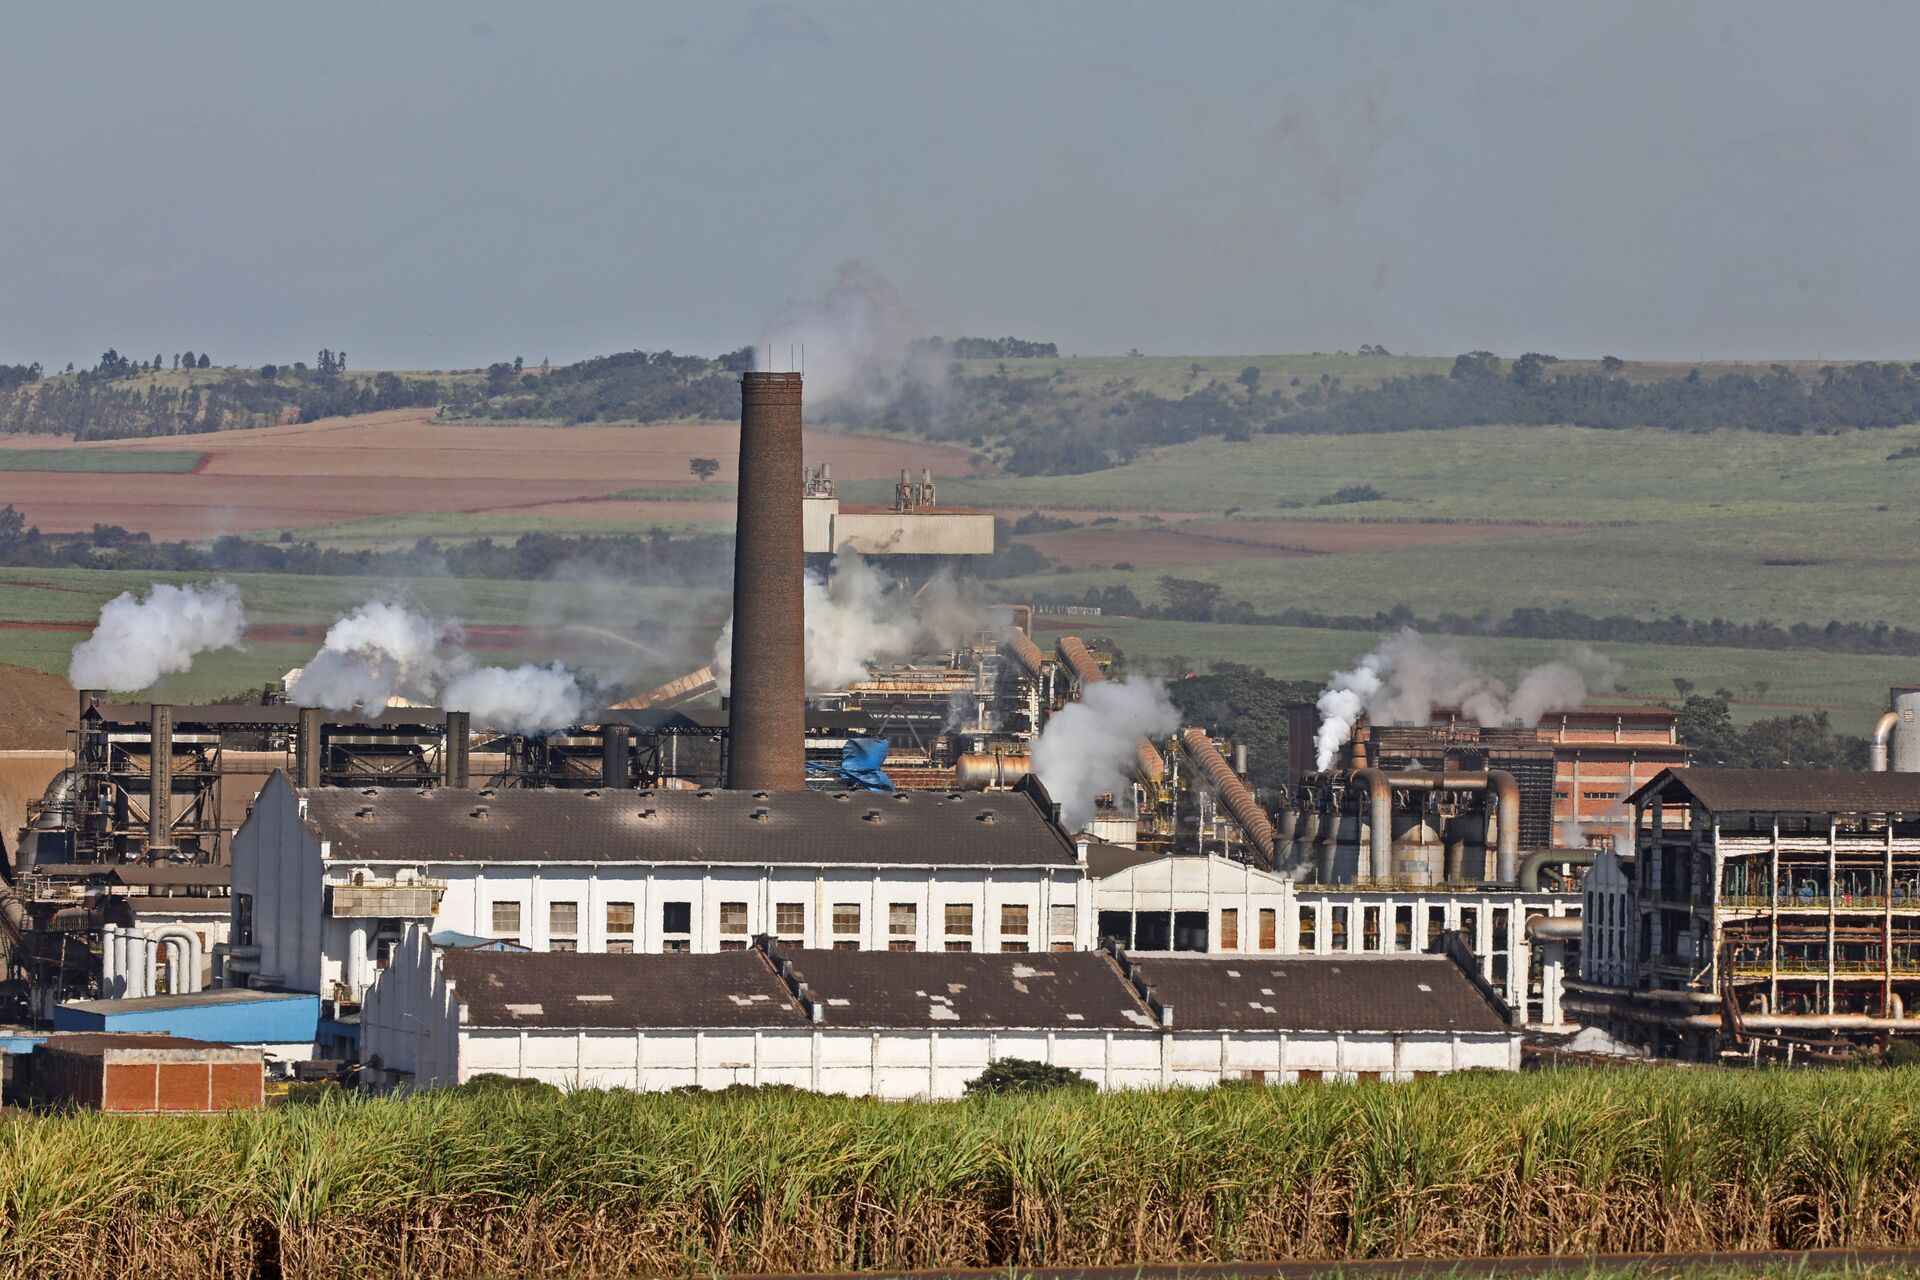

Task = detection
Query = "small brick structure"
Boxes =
[25,1033,263,1112]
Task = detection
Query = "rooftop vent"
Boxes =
[750,807,770,821]
[583,789,601,799]
[361,788,378,797]
[638,806,657,819]
[697,790,713,800]
[356,806,375,818]
[833,793,849,802]
[863,808,882,822]
[478,788,497,798]
[753,790,769,799]
[976,810,996,824]
[893,792,910,802]
[471,805,489,819]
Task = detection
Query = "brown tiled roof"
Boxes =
[442,949,807,1029]
[774,946,1157,1031]
[1628,768,1920,814]
[299,782,1077,867]
[1127,954,1511,1034]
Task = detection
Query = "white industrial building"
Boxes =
[360,926,1520,1096]
[1092,852,1581,1025]
[226,773,1090,1002]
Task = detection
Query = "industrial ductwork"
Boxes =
[727,371,807,791]
[1178,728,1275,867]
[1288,767,1520,886]
[1001,630,1047,682]
[955,751,1032,791]
[1054,634,1165,785]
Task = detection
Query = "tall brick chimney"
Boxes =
[726,371,806,790]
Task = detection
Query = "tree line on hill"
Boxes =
[0,350,447,439]
[0,508,731,582]
[1029,574,1920,659]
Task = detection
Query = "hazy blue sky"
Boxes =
[4,1,1915,369]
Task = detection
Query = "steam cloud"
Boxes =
[1313,628,1622,769]
[68,581,247,692]
[442,662,588,735]
[757,262,948,417]
[712,551,1003,693]
[290,601,455,712]
[1032,677,1180,831]
[290,599,596,733]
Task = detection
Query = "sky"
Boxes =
[3,1,1917,370]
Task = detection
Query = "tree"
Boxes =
[180,350,195,370]
[513,356,524,373]
[1237,366,1261,393]
[260,364,278,381]
[688,457,720,482]
[152,354,162,372]
[1158,575,1224,622]
[1601,355,1625,374]
[1672,677,1695,697]
[171,354,180,370]
[0,505,26,543]
[197,353,210,369]
[964,1058,1093,1097]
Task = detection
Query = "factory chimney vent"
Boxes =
[727,371,807,791]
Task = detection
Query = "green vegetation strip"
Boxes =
[0,447,203,473]
[8,1069,1920,1278]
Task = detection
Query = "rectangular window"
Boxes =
[1050,941,1074,953]
[550,939,578,953]
[661,901,692,934]
[1299,909,1316,950]
[776,902,806,938]
[491,901,521,936]
[719,901,749,936]
[944,903,974,937]
[719,939,748,951]
[889,902,917,936]
[1259,908,1277,950]
[607,940,634,955]
[663,939,690,953]
[888,939,916,952]
[834,940,859,951]
[833,903,861,936]
[1000,940,1030,952]
[1000,903,1029,941]
[606,901,635,936]
[1219,908,1240,950]
[1050,904,1076,941]
[548,901,578,939]
[944,940,973,952]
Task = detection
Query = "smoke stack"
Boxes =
[148,704,173,857]
[296,706,324,789]
[443,710,471,788]
[727,371,807,791]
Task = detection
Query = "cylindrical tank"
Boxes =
[955,752,1032,791]
[1391,810,1442,886]
[1895,691,1920,772]
[727,372,808,791]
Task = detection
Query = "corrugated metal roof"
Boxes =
[443,949,807,1028]
[1127,954,1511,1034]
[775,946,1157,1031]
[301,782,1078,866]
[1629,767,1920,814]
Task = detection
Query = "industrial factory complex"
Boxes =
[4,372,1920,1105]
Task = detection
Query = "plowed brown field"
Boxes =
[0,411,985,539]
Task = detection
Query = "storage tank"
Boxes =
[1895,689,1920,773]
[1391,811,1442,886]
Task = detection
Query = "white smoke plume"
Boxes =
[1313,628,1621,770]
[1032,677,1180,831]
[290,601,457,712]
[712,552,1001,693]
[68,581,247,692]
[442,662,589,735]
[756,261,949,417]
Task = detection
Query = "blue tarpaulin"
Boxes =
[807,737,894,791]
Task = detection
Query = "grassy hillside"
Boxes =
[0,448,204,473]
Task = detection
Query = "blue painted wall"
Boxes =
[53,994,319,1044]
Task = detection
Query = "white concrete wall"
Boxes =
[229,775,325,994]
[360,927,1520,1096]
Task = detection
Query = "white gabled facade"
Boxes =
[228,775,1091,1002]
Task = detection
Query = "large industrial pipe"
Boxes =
[955,752,1032,791]
[1055,636,1105,687]
[1352,768,1395,883]
[296,706,324,788]
[727,371,807,791]
[148,703,173,856]
[1872,710,1899,772]
[1487,770,1521,884]
[1002,630,1048,682]
[1178,728,1276,867]
[444,710,472,788]
[1519,847,1598,892]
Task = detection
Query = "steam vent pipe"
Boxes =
[1179,728,1275,867]
[727,371,807,791]
[1872,710,1899,772]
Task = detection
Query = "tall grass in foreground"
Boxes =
[4,1068,1920,1279]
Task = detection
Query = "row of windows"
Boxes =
[489,900,1075,947]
